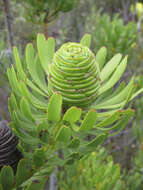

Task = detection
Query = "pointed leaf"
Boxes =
[7,67,22,97]
[109,109,134,135]
[100,53,122,82]
[80,34,91,48]
[99,56,128,95]
[95,77,134,107]
[47,93,62,122]
[13,46,26,79]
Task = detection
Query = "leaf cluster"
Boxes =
[89,13,137,60]
[57,148,125,190]
[23,0,78,24]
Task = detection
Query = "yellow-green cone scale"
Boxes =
[48,42,100,107]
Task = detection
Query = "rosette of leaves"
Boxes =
[7,34,143,188]
[0,120,22,172]
[90,14,137,60]
[57,148,125,190]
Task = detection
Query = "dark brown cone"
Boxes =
[0,120,22,172]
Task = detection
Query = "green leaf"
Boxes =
[0,184,3,190]
[16,159,28,187]
[109,109,134,135]
[99,56,128,95]
[33,148,47,167]
[100,53,122,82]
[96,77,134,107]
[8,93,18,111]
[7,67,22,98]
[37,122,50,143]
[20,97,34,121]
[80,34,91,48]
[68,138,80,149]
[47,93,62,122]
[63,106,82,123]
[26,179,46,190]
[37,33,55,74]
[12,115,39,145]
[13,46,26,79]
[96,47,107,69]
[26,43,48,95]
[12,110,35,132]
[20,82,48,110]
[86,134,107,148]
[0,166,14,190]
[79,110,97,131]
[55,125,71,143]
[95,111,120,128]
[26,78,47,97]
[21,165,54,187]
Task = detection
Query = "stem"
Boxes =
[42,22,48,39]
[2,0,14,48]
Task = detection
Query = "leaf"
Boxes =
[95,111,120,128]
[37,33,55,74]
[47,93,62,122]
[33,148,47,167]
[68,138,80,148]
[95,77,134,108]
[100,53,122,82]
[26,179,46,190]
[20,82,48,110]
[79,110,97,131]
[63,106,82,123]
[109,109,134,135]
[13,46,26,79]
[55,125,71,143]
[96,47,107,69]
[21,166,54,187]
[25,44,48,95]
[80,34,91,48]
[26,78,47,97]
[8,93,18,111]
[0,166,14,190]
[0,184,3,190]
[16,159,28,187]
[99,56,128,95]
[130,87,143,101]
[20,97,34,121]
[7,67,22,98]
[12,115,39,145]
[86,134,107,148]
[12,110,35,132]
